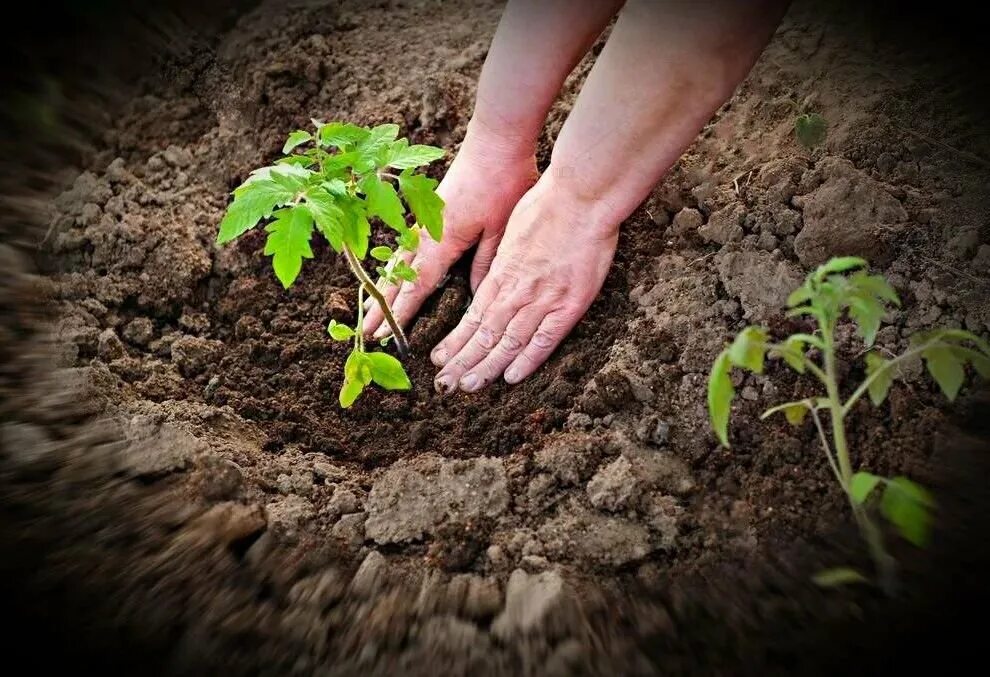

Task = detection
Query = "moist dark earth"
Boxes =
[2,1,990,675]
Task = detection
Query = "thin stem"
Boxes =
[809,405,842,486]
[763,342,829,385]
[356,286,365,352]
[842,343,931,416]
[343,246,409,357]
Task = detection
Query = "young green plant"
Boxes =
[707,256,989,593]
[215,121,445,407]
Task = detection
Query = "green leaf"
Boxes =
[267,164,313,193]
[322,179,348,197]
[360,174,406,230]
[727,326,769,374]
[955,347,990,379]
[322,151,360,175]
[786,283,813,308]
[850,271,900,306]
[708,351,735,447]
[849,471,882,504]
[282,130,312,154]
[217,179,295,244]
[881,477,935,547]
[865,351,893,406]
[398,169,444,241]
[263,206,314,288]
[319,122,369,149]
[813,256,867,282]
[396,225,421,252]
[276,155,315,167]
[795,112,827,150]
[387,143,445,169]
[340,199,371,259]
[366,352,412,390]
[344,349,373,386]
[303,188,346,252]
[327,320,354,341]
[812,567,868,588]
[778,335,807,373]
[923,344,965,401]
[760,400,809,426]
[339,378,365,408]
[358,123,400,160]
[394,259,418,282]
[848,293,885,347]
[370,246,392,262]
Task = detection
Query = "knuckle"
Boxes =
[531,330,558,351]
[498,331,523,353]
[475,325,500,349]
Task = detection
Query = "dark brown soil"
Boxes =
[2,0,990,675]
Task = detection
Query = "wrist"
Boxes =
[537,161,625,240]
[461,115,538,165]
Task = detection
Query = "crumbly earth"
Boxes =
[2,0,990,675]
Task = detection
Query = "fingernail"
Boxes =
[460,373,480,392]
[432,348,448,366]
[434,375,455,393]
[364,296,373,310]
[504,367,521,384]
[373,326,390,339]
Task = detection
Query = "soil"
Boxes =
[2,0,990,675]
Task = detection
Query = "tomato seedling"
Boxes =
[708,256,989,593]
[216,121,445,407]
[794,112,826,150]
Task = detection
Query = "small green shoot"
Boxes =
[707,256,988,594]
[795,112,827,150]
[216,121,445,407]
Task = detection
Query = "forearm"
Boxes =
[466,0,626,159]
[545,0,790,231]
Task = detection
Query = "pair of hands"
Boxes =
[363,135,619,393]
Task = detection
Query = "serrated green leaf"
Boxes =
[849,471,882,504]
[358,123,400,160]
[283,130,312,154]
[708,351,735,447]
[923,344,965,401]
[268,164,313,193]
[322,151,360,175]
[387,144,445,169]
[813,256,867,282]
[263,206,314,288]
[319,122,369,149]
[812,567,868,588]
[339,199,371,259]
[303,188,346,252]
[370,246,392,262]
[865,351,893,406]
[727,326,769,374]
[327,320,354,341]
[339,378,365,408]
[366,352,411,390]
[217,179,296,244]
[360,174,406,230]
[322,179,348,197]
[795,112,827,150]
[394,259,418,282]
[398,169,444,241]
[881,477,935,547]
[850,271,900,306]
[848,294,884,347]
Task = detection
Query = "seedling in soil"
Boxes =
[216,121,445,407]
[794,112,827,150]
[707,256,989,593]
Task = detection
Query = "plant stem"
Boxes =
[343,245,409,357]
[356,286,365,352]
[842,343,931,416]
[824,331,896,594]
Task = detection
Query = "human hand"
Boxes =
[363,126,538,337]
[430,175,619,393]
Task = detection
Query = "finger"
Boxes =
[434,293,531,393]
[503,307,582,385]
[457,303,544,393]
[429,272,505,368]
[470,230,502,293]
[371,238,461,339]
[363,251,413,335]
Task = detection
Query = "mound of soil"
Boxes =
[2,0,990,674]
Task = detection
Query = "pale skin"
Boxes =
[365,0,790,393]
